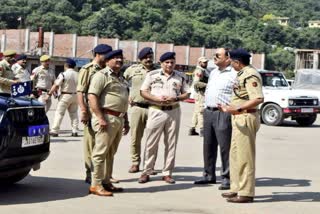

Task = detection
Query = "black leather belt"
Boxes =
[61,91,77,95]
[132,102,149,109]
[36,88,48,92]
[207,107,219,111]
[150,104,180,111]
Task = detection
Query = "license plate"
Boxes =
[301,108,313,113]
[22,136,44,148]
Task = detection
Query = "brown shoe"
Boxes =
[227,196,254,203]
[103,183,124,192]
[162,176,175,184]
[128,165,139,173]
[138,174,150,183]
[221,192,237,198]
[110,177,120,183]
[89,186,113,197]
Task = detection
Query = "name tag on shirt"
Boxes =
[11,81,33,97]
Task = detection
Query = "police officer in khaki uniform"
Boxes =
[138,52,191,184]
[77,44,112,184]
[0,50,19,93]
[11,54,31,82]
[189,56,209,137]
[31,55,55,112]
[123,47,157,173]
[219,49,264,203]
[49,58,79,137]
[88,50,130,196]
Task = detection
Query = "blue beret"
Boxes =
[66,58,76,67]
[104,49,123,60]
[93,44,112,54]
[16,54,27,61]
[229,48,251,60]
[138,47,153,60]
[159,52,176,62]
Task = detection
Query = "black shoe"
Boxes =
[50,132,58,137]
[71,132,78,137]
[194,178,216,185]
[218,184,230,190]
[188,128,199,136]
[85,176,91,184]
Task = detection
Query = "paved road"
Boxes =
[1,102,320,214]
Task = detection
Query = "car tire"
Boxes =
[296,114,317,127]
[261,103,284,126]
[0,168,31,185]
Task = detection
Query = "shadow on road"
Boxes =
[255,192,320,202]
[256,177,311,187]
[0,175,88,205]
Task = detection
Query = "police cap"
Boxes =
[66,58,76,68]
[138,47,153,60]
[159,52,176,62]
[198,56,208,63]
[93,44,112,54]
[229,48,251,61]
[40,55,51,62]
[16,54,27,61]
[3,50,16,57]
[104,49,123,60]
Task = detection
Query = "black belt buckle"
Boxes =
[134,102,149,109]
[207,107,219,111]
[162,105,173,111]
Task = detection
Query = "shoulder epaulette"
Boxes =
[149,69,161,76]
[82,62,93,69]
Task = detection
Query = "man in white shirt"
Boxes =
[11,54,30,82]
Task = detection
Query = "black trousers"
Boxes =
[203,108,232,184]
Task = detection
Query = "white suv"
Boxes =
[259,70,319,126]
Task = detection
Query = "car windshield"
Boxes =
[260,73,289,87]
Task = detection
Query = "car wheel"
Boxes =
[0,168,31,185]
[261,103,284,126]
[296,114,317,127]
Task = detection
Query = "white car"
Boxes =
[259,70,319,126]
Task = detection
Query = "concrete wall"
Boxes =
[0,29,265,69]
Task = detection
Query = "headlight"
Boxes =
[0,110,5,122]
[288,99,294,106]
[313,99,318,105]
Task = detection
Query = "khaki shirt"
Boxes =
[77,62,102,93]
[193,66,208,95]
[11,63,31,82]
[88,66,129,113]
[231,65,264,108]
[55,68,78,93]
[0,59,15,93]
[141,69,191,106]
[123,63,156,103]
[31,65,55,90]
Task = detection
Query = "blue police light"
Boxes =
[28,125,49,137]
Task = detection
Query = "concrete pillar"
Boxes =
[201,46,205,57]
[133,40,138,62]
[115,38,119,49]
[72,34,77,57]
[24,28,30,53]
[313,51,318,69]
[49,31,54,56]
[186,46,190,65]
[261,53,265,70]
[94,34,99,47]
[1,34,6,52]
[170,44,174,52]
[152,41,157,61]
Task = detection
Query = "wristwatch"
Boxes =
[236,106,243,113]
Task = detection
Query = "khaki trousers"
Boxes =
[38,93,52,113]
[91,114,124,186]
[230,112,260,197]
[142,107,181,176]
[51,94,79,133]
[129,106,148,166]
[83,124,95,178]
[191,93,204,129]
